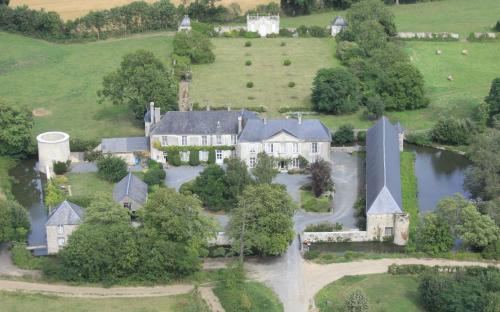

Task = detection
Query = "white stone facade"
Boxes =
[247,14,279,37]
[36,131,70,176]
[46,224,79,254]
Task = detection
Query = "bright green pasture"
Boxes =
[190,37,338,114]
[315,274,422,312]
[0,32,173,140]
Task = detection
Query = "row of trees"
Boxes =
[312,0,429,116]
[0,103,34,157]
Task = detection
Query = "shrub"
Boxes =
[309,25,328,37]
[168,150,181,166]
[388,264,431,275]
[11,244,45,270]
[344,289,369,312]
[279,28,293,37]
[305,222,335,232]
[210,247,226,258]
[405,131,431,146]
[245,60,252,66]
[356,131,366,143]
[283,59,292,66]
[179,180,195,196]
[308,159,333,197]
[288,81,296,88]
[431,117,474,145]
[143,167,166,187]
[208,150,216,164]
[189,150,200,166]
[83,150,102,162]
[336,41,363,64]
[334,222,343,231]
[495,21,500,32]
[303,250,320,260]
[333,124,355,145]
[297,25,309,37]
[246,81,254,88]
[244,41,252,47]
[96,155,128,182]
[280,41,287,46]
[53,160,71,175]
[191,21,216,37]
[70,138,99,152]
[244,32,260,38]
[147,159,162,170]
[366,94,385,119]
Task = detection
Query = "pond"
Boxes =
[404,144,471,213]
[9,158,48,256]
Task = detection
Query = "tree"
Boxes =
[416,213,454,255]
[252,153,278,184]
[192,164,227,211]
[431,117,474,145]
[280,0,315,16]
[435,194,473,236]
[347,0,396,37]
[224,157,253,208]
[96,155,128,182]
[228,184,295,261]
[143,167,166,187]
[312,68,361,114]
[0,199,30,243]
[366,94,385,118]
[44,181,66,209]
[355,20,387,56]
[84,194,130,226]
[98,50,178,119]
[0,103,33,157]
[308,159,333,197]
[173,31,215,64]
[0,0,9,6]
[333,124,355,145]
[485,77,500,122]
[456,204,498,249]
[343,289,369,312]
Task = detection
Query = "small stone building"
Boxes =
[99,137,149,165]
[113,172,148,214]
[366,117,409,245]
[45,200,84,254]
[331,16,347,37]
[178,15,191,31]
[247,14,279,37]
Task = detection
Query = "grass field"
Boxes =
[0,291,209,312]
[214,281,283,312]
[315,274,422,312]
[190,37,338,113]
[0,31,173,139]
[10,0,273,20]
[66,173,113,198]
[401,152,418,233]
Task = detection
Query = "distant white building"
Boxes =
[178,15,191,32]
[247,14,279,37]
[331,16,347,37]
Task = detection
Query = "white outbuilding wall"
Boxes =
[247,14,279,37]
[37,131,70,175]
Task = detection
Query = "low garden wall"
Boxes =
[303,230,368,243]
[331,146,365,153]
[396,32,459,40]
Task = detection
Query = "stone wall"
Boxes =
[331,145,365,153]
[397,32,459,40]
[302,230,369,243]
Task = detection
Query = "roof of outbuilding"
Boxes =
[144,110,151,123]
[332,16,347,26]
[46,200,84,226]
[101,137,149,154]
[180,15,191,27]
[238,118,331,142]
[113,172,148,205]
[150,109,258,135]
[366,117,403,215]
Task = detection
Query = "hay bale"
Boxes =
[436,49,443,55]
[462,49,468,55]
[447,75,453,81]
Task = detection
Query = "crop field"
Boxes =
[10,0,274,20]
[190,37,338,114]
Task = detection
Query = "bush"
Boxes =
[173,30,215,64]
[208,150,216,164]
[297,25,309,37]
[143,167,166,187]
[495,21,500,32]
[431,117,474,145]
[168,150,181,166]
[303,250,321,260]
[191,21,216,37]
[344,289,369,312]
[210,247,226,258]
[405,131,431,146]
[288,81,296,88]
[482,239,500,260]
[53,160,71,175]
[83,150,102,162]
[244,41,252,47]
[179,180,195,196]
[336,41,363,64]
[305,222,335,232]
[279,28,293,37]
[11,244,45,270]
[70,138,99,152]
[283,59,292,66]
[244,32,260,38]
[280,41,287,46]
[189,150,200,166]
[388,264,433,275]
[246,81,254,88]
[147,159,162,170]
[309,25,328,37]
[356,131,366,143]
[245,60,252,66]
[96,155,128,182]
[333,124,355,145]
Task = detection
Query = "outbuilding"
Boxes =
[113,172,148,214]
[45,200,84,254]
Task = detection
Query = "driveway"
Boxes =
[164,166,204,191]
[274,174,309,202]
[0,243,40,278]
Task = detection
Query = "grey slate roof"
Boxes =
[180,15,191,27]
[46,200,84,226]
[113,172,148,205]
[101,137,149,154]
[150,109,258,136]
[332,16,347,26]
[366,117,403,215]
[238,118,331,142]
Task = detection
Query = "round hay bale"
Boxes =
[447,75,454,81]
[436,49,443,55]
[462,49,468,55]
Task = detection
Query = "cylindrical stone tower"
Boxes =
[36,132,70,175]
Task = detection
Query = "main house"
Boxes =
[146,103,331,170]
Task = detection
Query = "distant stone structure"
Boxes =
[331,16,347,37]
[36,131,70,177]
[397,32,459,40]
[472,32,497,39]
[247,14,279,37]
[178,15,191,32]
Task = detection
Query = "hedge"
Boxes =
[189,150,200,166]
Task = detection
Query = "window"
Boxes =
[249,157,256,168]
[181,136,187,146]
[216,135,222,145]
[292,158,300,168]
[57,225,64,235]
[161,136,168,146]
[293,143,299,154]
[201,136,208,146]
[231,135,237,145]
[181,151,189,162]
[216,150,223,160]
[384,227,394,236]
[311,142,318,154]
[249,144,256,154]
[124,202,132,209]
[200,151,209,161]
[57,238,65,247]
[280,143,287,154]
[266,143,274,154]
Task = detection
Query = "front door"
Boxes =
[216,150,223,165]
[279,160,287,171]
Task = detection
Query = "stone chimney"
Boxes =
[237,116,243,134]
[298,113,302,125]
[149,102,155,124]
[154,107,161,124]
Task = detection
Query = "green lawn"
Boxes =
[66,172,113,199]
[0,32,173,140]
[315,274,422,312]
[214,281,283,312]
[190,37,338,114]
[281,0,500,36]
[0,157,15,200]
[401,152,418,233]
[300,190,332,213]
[0,291,209,312]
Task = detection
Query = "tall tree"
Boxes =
[173,30,215,64]
[84,193,130,226]
[308,159,333,197]
[416,213,454,255]
[192,164,227,211]
[0,103,33,157]
[224,157,253,208]
[228,184,295,262]
[456,205,498,249]
[252,153,279,184]
[98,50,178,119]
[0,199,30,243]
[347,0,397,36]
[312,68,361,115]
[485,77,500,122]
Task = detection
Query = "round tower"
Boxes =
[36,131,70,175]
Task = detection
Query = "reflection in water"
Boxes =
[9,159,48,255]
[404,144,471,213]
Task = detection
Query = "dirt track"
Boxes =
[10,0,274,20]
